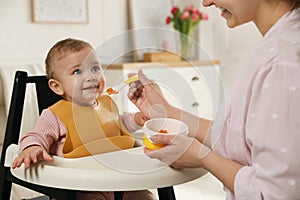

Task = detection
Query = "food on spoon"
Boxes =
[106,87,118,95]
[106,76,140,95]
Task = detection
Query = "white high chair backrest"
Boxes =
[0,64,45,143]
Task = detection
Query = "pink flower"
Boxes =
[185,5,194,12]
[171,6,179,15]
[165,5,208,35]
[201,13,209,20]
[192,7,199,13]
[165,16,171,24]
[191,12,200,22]
[182,11,190,20]
[193,10,200,16]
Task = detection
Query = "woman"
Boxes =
[128,0,300,199]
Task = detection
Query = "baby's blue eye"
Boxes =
[91,66,101,73]
[73,69,82,75]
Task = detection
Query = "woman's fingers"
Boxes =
[128,77,144,101]
[144,134,184,164]
[127,72,137,78]
[138,69,160,91]
[138,69,151,86]
[150,134,176,145]
[144,135,206,168]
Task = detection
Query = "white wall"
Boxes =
[219,23,262,89]
[0,0,128,65]
[197,5,263,89]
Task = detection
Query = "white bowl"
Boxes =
[143,118,189,139]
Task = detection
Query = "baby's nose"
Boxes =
[86,71,99,81]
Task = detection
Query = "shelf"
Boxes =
[104,60,220,70]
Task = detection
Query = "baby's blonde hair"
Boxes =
[45,38,92,79]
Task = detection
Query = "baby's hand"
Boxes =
[12,145,54,169]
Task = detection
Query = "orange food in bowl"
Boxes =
[158,129,168,133]
[143,118,189,150]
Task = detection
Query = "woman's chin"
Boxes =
[226,20,239,28]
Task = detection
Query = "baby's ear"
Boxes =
[48,79,64,96]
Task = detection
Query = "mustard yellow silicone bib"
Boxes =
[49,95,134,158]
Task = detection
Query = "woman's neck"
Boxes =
[254,1,292,36]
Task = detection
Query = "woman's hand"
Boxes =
[134,112,149,126]
[128,70,173,119]
[12,145,54,169]
[144,134,211,169]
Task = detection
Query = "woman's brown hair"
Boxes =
[291,0,300,9]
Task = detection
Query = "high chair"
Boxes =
[0,71,207,200]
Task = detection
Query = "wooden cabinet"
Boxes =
[104,61,221,120]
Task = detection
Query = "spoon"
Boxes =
[106,76,139,95]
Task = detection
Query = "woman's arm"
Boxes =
[168,106,212,146]
[201,151,243,193]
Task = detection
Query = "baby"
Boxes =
[12,38,154,200]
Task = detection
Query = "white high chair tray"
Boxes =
[5,144,207,191]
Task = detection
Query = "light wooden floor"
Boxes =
[150,173,226,200]
[174,173,226,200]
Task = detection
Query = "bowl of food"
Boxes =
[143,118,189,150]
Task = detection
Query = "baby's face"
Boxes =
[51,47,105,106]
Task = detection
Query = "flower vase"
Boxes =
[179,33,194,60]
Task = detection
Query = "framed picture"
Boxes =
[31,0,88,23]
[128,0,178,61]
